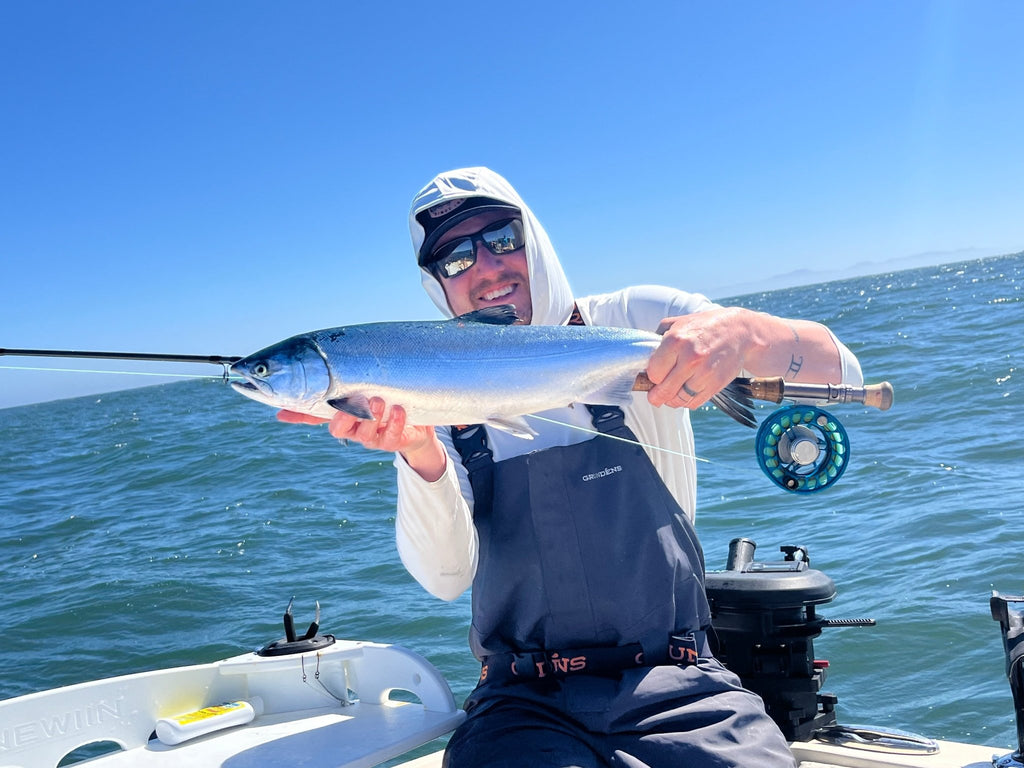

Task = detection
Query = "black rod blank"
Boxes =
[0,348,241,365]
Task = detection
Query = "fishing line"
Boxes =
[524,413,710,463]
[0,364,242,381]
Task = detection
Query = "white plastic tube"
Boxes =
[155,696,264,745]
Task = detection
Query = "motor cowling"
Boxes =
[706,538,873,741]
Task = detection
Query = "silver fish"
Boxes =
[230,305,664,439]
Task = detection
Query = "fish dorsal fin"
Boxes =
[453,305,520,326]
[327,395,373,420]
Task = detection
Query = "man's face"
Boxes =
[431,210,533,324]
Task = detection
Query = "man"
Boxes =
[281,167,862,767]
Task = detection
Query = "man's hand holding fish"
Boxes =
[277,399,447,483]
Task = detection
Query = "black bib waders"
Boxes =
[444,406,796,768]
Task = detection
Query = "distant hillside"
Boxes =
[709,246,1020,299]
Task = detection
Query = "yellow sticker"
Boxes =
[174,701,245,725]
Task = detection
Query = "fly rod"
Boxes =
[0,348,242,365]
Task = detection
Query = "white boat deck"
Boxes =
[395,738,1001,768]
[0,639,464,768]
[0,638,1006,768]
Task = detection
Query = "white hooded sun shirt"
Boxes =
[396,167,862,602]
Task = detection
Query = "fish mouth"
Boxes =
[229,371,274,401]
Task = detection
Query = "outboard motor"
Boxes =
[991,593,1024,768]
[706,538,875,741]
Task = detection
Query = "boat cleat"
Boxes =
[257,597,336,656]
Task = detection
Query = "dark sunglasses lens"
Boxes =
[482,220,525,255]
[430,218,525,279]
[436,239,476,278]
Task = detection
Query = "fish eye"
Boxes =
[252,362,270,378]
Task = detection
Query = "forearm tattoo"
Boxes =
[786,324,803,378]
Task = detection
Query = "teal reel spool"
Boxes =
[755,405,849,493]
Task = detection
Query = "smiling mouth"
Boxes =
[480,284,516,302]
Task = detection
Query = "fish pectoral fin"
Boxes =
[453,305,520,325]
[485,415,537,439]
[327,396,374,420]
[583,373,639,406]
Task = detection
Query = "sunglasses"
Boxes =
[428,218,526,279]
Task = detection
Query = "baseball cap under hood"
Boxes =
[410,167,575,327]
[415,196,521,267]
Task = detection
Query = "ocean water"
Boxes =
[2,253,1022,760]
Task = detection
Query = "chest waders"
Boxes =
[453,405,712,666]
[444,406,797,768]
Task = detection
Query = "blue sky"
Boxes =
[2,1,1022,409]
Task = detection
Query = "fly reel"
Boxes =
[755,405,849,493]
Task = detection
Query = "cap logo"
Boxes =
[427,199,466,219]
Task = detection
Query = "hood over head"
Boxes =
[409,167,574,326]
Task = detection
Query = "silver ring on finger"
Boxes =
[682,383,698,397]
